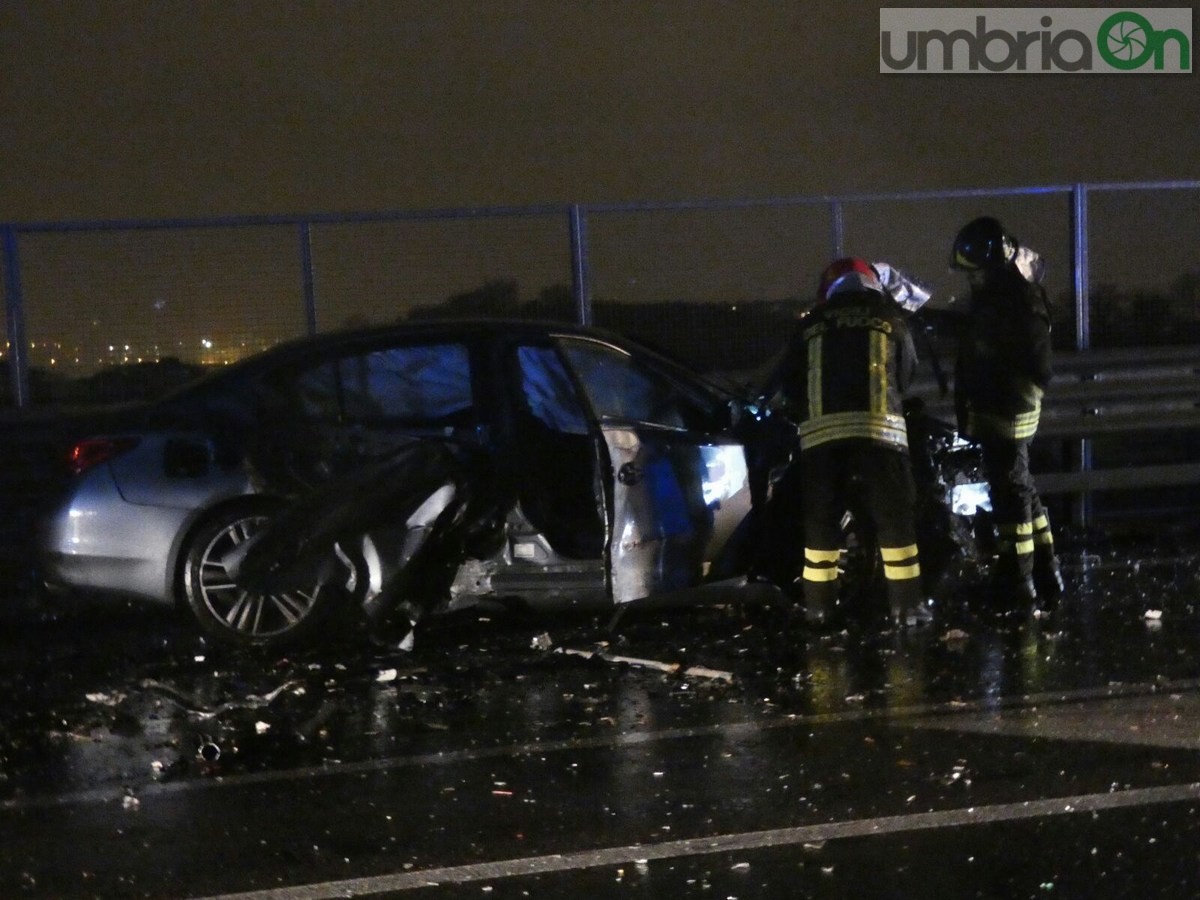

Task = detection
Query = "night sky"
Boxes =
[1,2,1196,222]
[0,2,1196,382]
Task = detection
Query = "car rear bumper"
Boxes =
[39,469,194,606]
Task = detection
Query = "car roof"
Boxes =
[159,317,691,400]
[232,318,635,370]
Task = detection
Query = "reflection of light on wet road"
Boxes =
[189,781,1200,900]
[169,678,1200,900]
[902,687,1200,749]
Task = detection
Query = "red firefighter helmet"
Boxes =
[817,257,883,302]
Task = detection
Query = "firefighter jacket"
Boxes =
[775,289,919,453]
[954,268,1054,442]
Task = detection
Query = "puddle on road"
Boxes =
[1,533,1199,805]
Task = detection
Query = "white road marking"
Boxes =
[191,781,1200,899]
[902,690,1200,748]
[5,677,1200,812]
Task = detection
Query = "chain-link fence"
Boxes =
[3,181,1198,407]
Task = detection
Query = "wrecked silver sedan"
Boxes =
[40,320,788,649]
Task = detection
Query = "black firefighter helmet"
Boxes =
[950,216,1017,271]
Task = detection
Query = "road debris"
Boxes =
[197,739,221,762]
[140,678,303,719]
[84,691,127,706]
[555,647,734,683]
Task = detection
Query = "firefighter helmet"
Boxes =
[818,257,883,301]
[950,216,1017,271]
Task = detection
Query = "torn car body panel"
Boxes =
[233,440,477,598]
[237,426,756,623]
[603,424,752,604]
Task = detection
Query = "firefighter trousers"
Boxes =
[799,442,922,623]
[977,435,1055,582]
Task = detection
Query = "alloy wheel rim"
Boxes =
[196,515,321,638]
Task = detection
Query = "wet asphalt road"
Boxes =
[2,526,1200,898]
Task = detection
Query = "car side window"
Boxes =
[294,343,474,425]
[561,340,688,430]
[516,345,590,435]
[293,361,340,418]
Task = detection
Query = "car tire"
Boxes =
[181,501,338,649]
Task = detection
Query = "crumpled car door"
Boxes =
[557,337,753,606]
[601,424,750,603]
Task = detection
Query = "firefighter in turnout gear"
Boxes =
[774,258,925,629]
[950,216,1064,610]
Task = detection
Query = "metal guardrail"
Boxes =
[918,345,1200,497]
[1038,346,1200,435]
[5,178,1199,411]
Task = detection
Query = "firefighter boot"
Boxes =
[802,578,839,629]
[1031,514,1064,607]
[801,547,842,629]
[887,577,932,630]
[882,544,927,630]
[1033,546,1064,606]
[988,555,1037,616]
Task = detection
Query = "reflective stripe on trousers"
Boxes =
[880,543,921,582]
[802,547,841,584]
[997,521,1035,558]
[1032,513,1054,549]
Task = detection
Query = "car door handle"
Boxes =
[617,462,641,485]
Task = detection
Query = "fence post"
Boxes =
[569,204,591,326]
[298,222,318,336]
[1072,185,1090,352]
[1071,184,1093,525]
[2,227,30,409]
[830,200,845,259]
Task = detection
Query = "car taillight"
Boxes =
[68,437,142,476]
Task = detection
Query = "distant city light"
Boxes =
[13,332,277,377]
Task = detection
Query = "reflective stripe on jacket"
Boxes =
[955,268,1053,442]
[964,386,1043,440]
[781,289,918,453]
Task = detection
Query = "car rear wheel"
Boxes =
[181,503,336,649]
